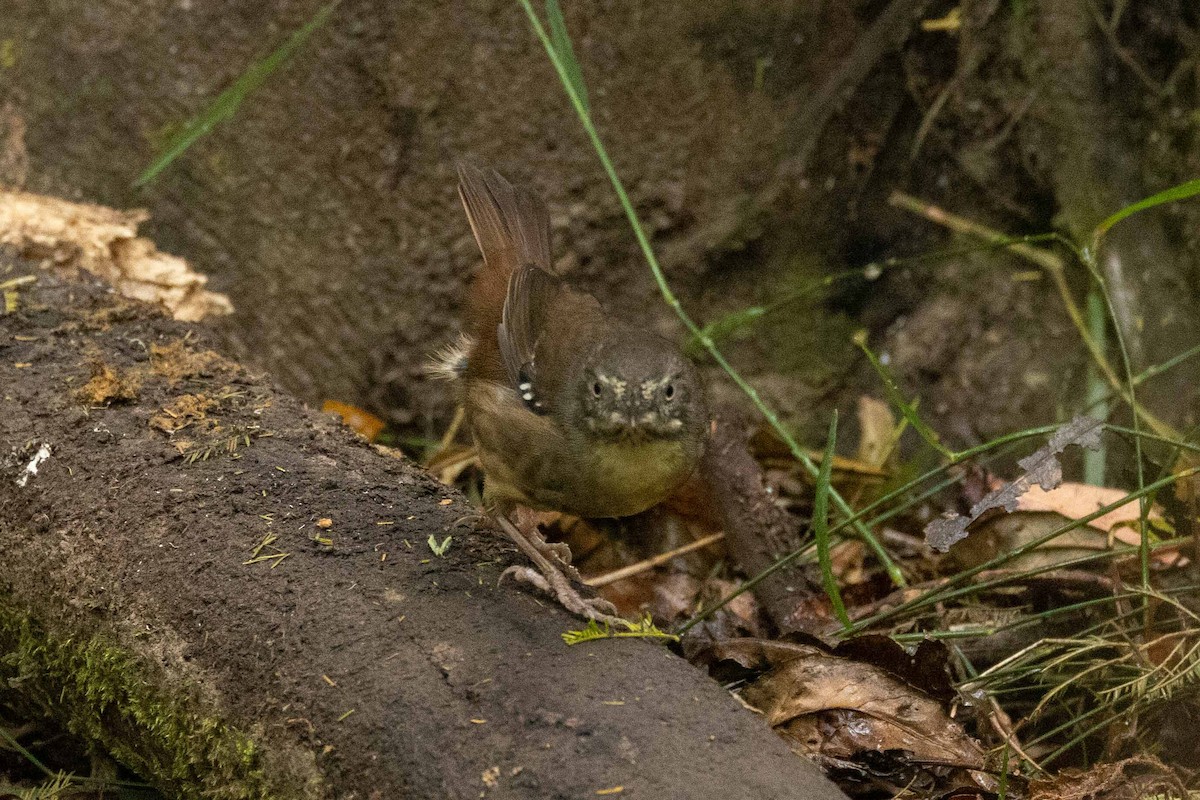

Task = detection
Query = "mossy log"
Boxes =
[0,255,847,799]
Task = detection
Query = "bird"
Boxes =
[439,165,708,622]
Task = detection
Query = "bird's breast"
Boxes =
[576,437,694,518]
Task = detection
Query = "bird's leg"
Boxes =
[511,506,575,574]
[493,514,624,625]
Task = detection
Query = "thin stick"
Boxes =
[583,532,725,588]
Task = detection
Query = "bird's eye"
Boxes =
[664,383,675,401]
[591,381,602,398]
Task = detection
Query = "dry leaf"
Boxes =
[950,482,1173,571]
[856,395,899,469]
[1018,482,1163,542]
[323,400,386,442]
[700,637,991,794]
[695,638,982,766]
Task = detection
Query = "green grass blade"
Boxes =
[1082,285,1109,485]
[135,1,338,187]
[853,329,955,461]
[814,410,851,628]
[544,0,589,113]
[1094,177,1200,238]
[0,724,55,779]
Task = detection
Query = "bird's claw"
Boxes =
[499,565,621,625]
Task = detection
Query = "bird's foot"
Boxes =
[494,515,624,626]
[510,506,578,578]
[499,565,622,624]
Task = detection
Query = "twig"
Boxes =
[984,694,1043,775]
[583,532,725,588]
[1088,1,1162,95]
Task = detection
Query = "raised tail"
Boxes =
[457,165,552,276]
[457,165,555,383]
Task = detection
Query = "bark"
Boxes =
[696,411,829,635]
[0,253,847,800]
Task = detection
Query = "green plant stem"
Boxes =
[854,330,954,460]
[135,1,339,186]
[888,191,1179,442]
[1131,341,1200,387]
[1104,424,1200,453]
[517,0,905,586]
[684,414,1197,634]
[857,532,1185,636]
[680,425,1058,632]
[0,725,55,779]
[893,581,1200,644]
[1077,245,1150,591]
[1083,285,1109,485]
[814,411,850,628]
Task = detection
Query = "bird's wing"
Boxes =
[498,265,563,414]
[457,165,555,387]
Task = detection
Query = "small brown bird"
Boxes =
[444,165,708,620]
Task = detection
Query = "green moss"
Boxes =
[0,598,297,799]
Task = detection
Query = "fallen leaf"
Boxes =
[692,637,990,795]
[1017,482,1162,540]
[323,400,386,442]
[856,395,900,470]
